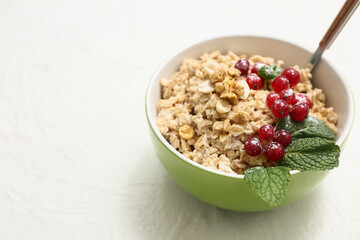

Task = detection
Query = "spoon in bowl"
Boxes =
[310,0,360,71]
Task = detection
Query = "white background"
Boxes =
[0,0,359,239]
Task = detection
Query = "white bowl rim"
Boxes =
[145,34,355,180]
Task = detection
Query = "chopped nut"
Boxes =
[223,76,236,92]
[179,125,195,139]
[235,80,250,99]
[198,80,215,93]
[216,99,232,113]
[227,68,241,77]
[220,92,238,105]
[215,82,225,93]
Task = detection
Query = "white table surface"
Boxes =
[0,0,359,239]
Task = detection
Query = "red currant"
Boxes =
[246,73,262,90]
[273,130,292,148]
[259,124,275,141]
[251,62,266,75]
[294,93,312,109]
[271,99,290,118]
[279,89,296,105]
[291,103,309,121]
[272,76,289,93]
[264,142,285,161]
[235,58,250,76]
[244,138,263,156]
[282,68,300,87]
[266,93,280,108]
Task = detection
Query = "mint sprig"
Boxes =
[279,116,339,171]
[244,116,340,206]
[281,137,340,171]
[244,166,291,206]
[277,116,336,140]
[258,64,283,80]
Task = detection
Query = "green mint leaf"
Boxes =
[280,137,340,171]
[258,64,283,80]
[244,166,291,206]
[272,64,283,75]
[277,116,336,140]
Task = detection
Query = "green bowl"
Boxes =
[145,36,354,211]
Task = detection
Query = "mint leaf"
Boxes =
[258,64,283,80]
[277,116,336,140]
[280,137,340,171]
[245,166,291,206]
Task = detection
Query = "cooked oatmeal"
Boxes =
[156,51,338,175]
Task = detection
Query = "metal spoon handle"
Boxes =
[310,0,360,69]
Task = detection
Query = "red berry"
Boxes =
[251,62,266,74]
[235,58,250,76]
[244,138,263,156]
[273,130,292,148]
[266,93,280,108]
[279,89,296,105]
[291,103,309,121]
[272,76,289,93]
[264,142,285,161]
[271,99,290,118]
[295,93,312,109]
[246,73,262,90]
[259,124,275,141]
[282,68,300,87]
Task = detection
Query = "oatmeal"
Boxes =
[156,51,338,175]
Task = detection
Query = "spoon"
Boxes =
[310,0,360,70]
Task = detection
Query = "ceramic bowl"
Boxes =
[145,36,354,211]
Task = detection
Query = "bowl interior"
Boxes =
[146,35,354,176]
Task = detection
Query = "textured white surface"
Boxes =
[0,0,359,239]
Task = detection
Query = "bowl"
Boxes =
[145,35,354,211]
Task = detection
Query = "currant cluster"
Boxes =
[234,59,265,90]
[267,67,312,121]
[234,60,313,161]
[244,124,292,162]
